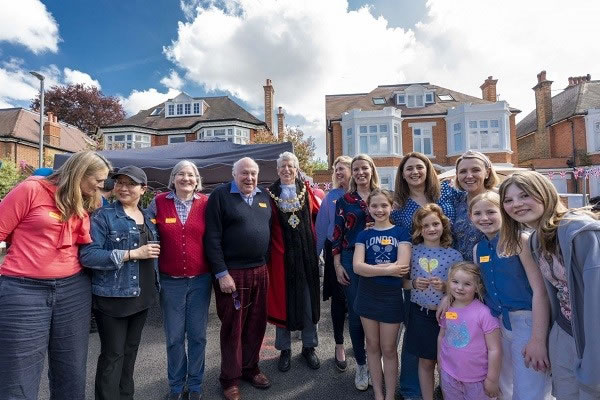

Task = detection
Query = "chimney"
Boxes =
[533,70,553,158]
[43,112,61,147]
[277,106,285,139]
[480,76,498,102]
[263,79,274,134]
[568,74,592,87]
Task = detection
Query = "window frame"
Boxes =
[412,126,433,156]
[168,135,186,144]
[104,133,151,150]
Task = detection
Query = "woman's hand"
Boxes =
[131,243,160,259]
[413,277,430,290]
[429,277,445,291]
[436,295,451,322]
[522,339,550,372]
[483,377,500,398]
[335,263,350,286]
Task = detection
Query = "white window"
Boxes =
[193,102,200,114]
[425,92,434,103]
[358,124,390,154]
[372,97,386,105]
[453,123,464,152]
[346,128,354,155]
[176,104,183,115]
[184,103,191,114]
[201,127,249,143]
[104,133,151,150]
[380,176,391,190]
[468,119,501,150]
[438,94,454,101]
[393,123,400,154]
[413,127,433,155]
[214,129,226,136]
[595,121,600,151]
[396,94,406,105]
[168,104,175,116]
[168,135,186,144]
[205,129,212,136]
[407,94,424,108]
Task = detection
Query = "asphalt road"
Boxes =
[36,293,411,400]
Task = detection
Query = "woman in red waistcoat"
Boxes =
[147,160,210,400]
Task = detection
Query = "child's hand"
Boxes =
[413,277,430,290]
[364,222,375,230]
[429,277,444,291]
[483,377,500,398]
[436,295,451,322]
[522,340,550,372]
[389,263,409,278]
[396,262,410,276]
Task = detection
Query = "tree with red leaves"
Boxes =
[31,84,126,136]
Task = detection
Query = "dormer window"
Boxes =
[168,104,175,116]
[176,104,183,115]
[396,85,433,109]
[150,107,163,116]
[407,94,424,108]
[425,92,434,103]
[193,102,200,114]
[372,97,386,105]
[164,93,206,118]
[184,104,191,114]
[396,94,405,105]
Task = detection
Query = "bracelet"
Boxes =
[412,279,417,289]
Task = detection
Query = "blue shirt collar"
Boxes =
[230,181,261,195]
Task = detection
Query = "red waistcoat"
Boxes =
[154,192,209,277]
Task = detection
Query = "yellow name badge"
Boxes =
[150,218,157,224]
[165,218,177,223]
[48,211,61,220]
[381,239,392,245]
[258,202,267,208]
[479,255,490,263]
[445,311,458,320]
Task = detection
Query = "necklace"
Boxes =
[267,184,307,228]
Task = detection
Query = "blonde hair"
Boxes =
[47,151,111,220]
[468,191,501,215]
[332,155,352,189]
[454,150,499,190]
[447,262,484,304]
[394,152,441,208]
[349,154,380,193]
[411,203,453,247]
[367,188,394,206]
[498,171,570,257]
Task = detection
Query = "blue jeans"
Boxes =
[341,250,366,365]
[0,272,91,400]
[398,289,422,398]
[160,274,212,394]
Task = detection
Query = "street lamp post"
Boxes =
[30,71,45,168]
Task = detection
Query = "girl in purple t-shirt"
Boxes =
[438,262,501,399]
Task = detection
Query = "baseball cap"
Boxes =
[113,166,147,185]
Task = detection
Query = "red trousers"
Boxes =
[214,265,268,389]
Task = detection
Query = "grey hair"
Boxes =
[168,160,202,192]
[276,151,299,169]
[232,157,259,177]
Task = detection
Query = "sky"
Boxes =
[1,0,599,159]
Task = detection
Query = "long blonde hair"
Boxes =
[454,150,499,190]
[447,262,484,303]
[332,155,352,189]
[498,171,569,257]
[349,154,380,193]
[394,152,440,208]
[47,151,111,219]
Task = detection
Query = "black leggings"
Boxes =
[324,240,347,345]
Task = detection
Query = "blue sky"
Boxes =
[1,0,598,158]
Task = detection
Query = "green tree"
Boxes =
[309,157,329,172]
[254,126,317,175]
[0,159,26,199]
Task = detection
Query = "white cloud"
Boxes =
[119,88,180,116]
[164,0,600,159]
[0,0,60,53]
[160,70,184,90]
[63,68,101,89]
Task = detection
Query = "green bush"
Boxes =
[0,159,26,200]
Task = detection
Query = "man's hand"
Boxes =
[219,274,236,293]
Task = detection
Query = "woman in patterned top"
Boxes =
[332,154,380,391]
[451,150,499,261]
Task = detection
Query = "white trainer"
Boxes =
[355,363,369,391]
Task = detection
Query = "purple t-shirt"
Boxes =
[439,298,500,382]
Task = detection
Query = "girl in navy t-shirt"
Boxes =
[353,189,411,400]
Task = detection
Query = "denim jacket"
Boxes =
[79,201,160,297]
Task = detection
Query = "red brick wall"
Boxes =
[153,135,167,146]
[509,114,518,164]
[186,133,196,141]
[331,123,343,162]
[312,169,332,185]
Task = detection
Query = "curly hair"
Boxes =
[411,203,453,247]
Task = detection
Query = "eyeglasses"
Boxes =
[231,288,249,311]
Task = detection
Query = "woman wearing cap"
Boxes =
[0,150,110,400]
[147,160,210,400]
[451,150,499,261]
[79,165,160,400]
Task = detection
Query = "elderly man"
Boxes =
[204,157,272,400]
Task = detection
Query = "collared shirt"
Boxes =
[148,191,201,225]
[230,180,261,205]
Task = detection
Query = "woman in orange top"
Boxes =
[0,151,111,400]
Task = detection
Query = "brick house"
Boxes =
[99,89,271,149]
[517,71,600,195]
[322,77,520,189]
[0,108,94,167]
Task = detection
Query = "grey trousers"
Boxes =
[275,284,318,350]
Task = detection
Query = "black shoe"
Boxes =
[278,349,291,372]
[301,347,320,369]
[334,350,347,372]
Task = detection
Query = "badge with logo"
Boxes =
[258,202,267,208]
[165,218,177,223]
[48,211,61,220]
[445,311,458,320]
[479,255,490,263]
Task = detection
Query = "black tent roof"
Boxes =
[53,139,293,192]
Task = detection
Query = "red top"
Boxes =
[0,177,92,278]
[154,192,209,277]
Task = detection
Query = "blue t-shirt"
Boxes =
[355,225,411,286]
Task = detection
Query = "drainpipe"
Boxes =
[568,117,578,194]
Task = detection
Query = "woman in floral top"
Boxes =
[332,154,380,391]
